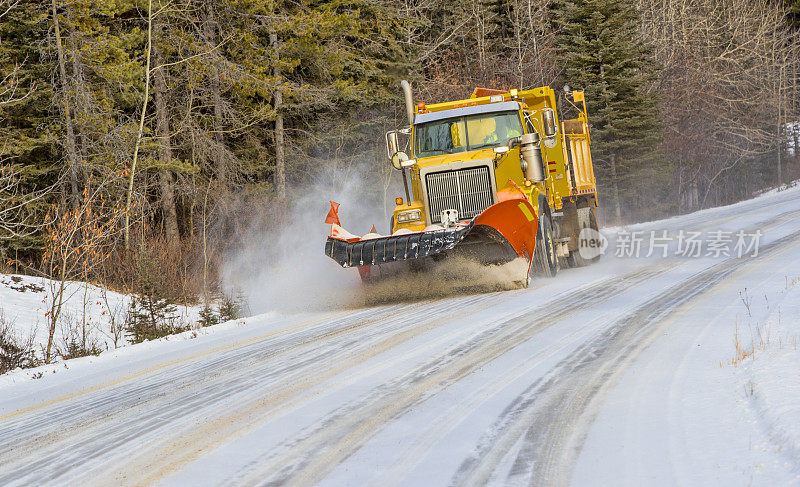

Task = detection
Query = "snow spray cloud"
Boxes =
[220,162,401,314]
[221,162,531,315]
[348,256,529,307]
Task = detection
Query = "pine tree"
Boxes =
[552,0,663,222]
[198,302,219,327]
[0,2,57,256]
[218,296,239,322]
[125,247,181,343]
[125,294,181,343]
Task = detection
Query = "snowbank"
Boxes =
[0,273,203,379]
[741,282,800,465]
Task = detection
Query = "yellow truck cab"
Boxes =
[386,82,600,273]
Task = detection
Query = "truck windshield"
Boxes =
[414,111,523,158]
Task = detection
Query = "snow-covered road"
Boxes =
[2,186,800,486]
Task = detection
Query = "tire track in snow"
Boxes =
[5,293,514,487]
[0,308,374,447]
[0,298,497,486]
[0,188,797,486]
[94,292,517,487]
[296,203,800,487]
[125,202,800,486]
[84,263,671,487]
[233,266,678,486]
[0,308,349,423]
[452,227,800,487]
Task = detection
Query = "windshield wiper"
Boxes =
[421,149,454,156]
[469,143,498,151]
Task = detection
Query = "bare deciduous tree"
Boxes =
[638,0,800,209]
[42,177,125,362]
[0,163,52,241]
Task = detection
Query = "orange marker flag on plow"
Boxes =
[324,201,341,226]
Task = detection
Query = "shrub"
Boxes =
[198,303,219,327]
[57,316,102,360]
[124,245,187,343]
[218,295,240,322]
[0,313,39,374]
[125,295,185,344]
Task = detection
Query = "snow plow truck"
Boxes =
[324,80,600,285]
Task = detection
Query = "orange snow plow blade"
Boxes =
[473,189,538,261]
[324,184,538,273]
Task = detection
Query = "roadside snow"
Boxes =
[0,274,203,382]
[573,216,800,486]
[1,274,131,349]
[743,282,800,469]
[2,179,800,486]
[749,349,800,465]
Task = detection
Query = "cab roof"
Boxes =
[414,101,521,125]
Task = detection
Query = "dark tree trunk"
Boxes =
[203,4,227,185]
[51,0,80,208]
[270,25,285,198]
[609,153,622,223]
[153,16,179,240]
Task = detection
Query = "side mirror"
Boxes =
[386,131,399,160]
[391,151,409,170]
[492,145,509,168]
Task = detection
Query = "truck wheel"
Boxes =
[567,250,585,268]
[568,206,600,267]
[532,213,557,278]
[586,207,601,263]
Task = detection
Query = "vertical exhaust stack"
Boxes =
[400,80,414,126]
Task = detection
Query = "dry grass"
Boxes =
[728,310,800,367]
[729,318,755,367]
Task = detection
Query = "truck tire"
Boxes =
[586,207,601,263]
[567,206,600,267]
[532,213,557,278]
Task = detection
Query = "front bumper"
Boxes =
[324,221,475,268]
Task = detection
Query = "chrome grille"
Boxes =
[425,166,493,223]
